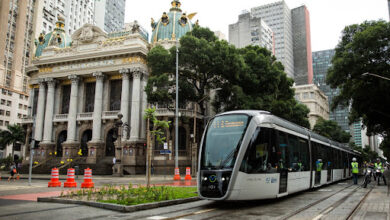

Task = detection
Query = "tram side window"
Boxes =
[239,127,277,173]
[320,145,328,170]
[287,135,309,171]
[327,148,333,169]
[277,131,289,171]
[299,138,310,171]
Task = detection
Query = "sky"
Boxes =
[125,0,389,52]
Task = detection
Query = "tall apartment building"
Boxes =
[0,0,31,158]
[95,0,126,33]
[291,5,313,85]
[312,49,350,133]
[251,1,294,79]
[250,1,313,84]
[229,12,274,53]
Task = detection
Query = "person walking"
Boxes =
[351,158,359,185]
[7,163,17,182]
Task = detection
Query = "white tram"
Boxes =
[198,110,361,200]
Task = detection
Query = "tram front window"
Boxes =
[201,114,249,169]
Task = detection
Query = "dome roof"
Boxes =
[151,0,197,44]
[35,18,72,57]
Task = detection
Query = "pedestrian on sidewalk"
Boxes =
[7,163,17,182]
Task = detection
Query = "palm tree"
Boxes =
[0,124,25,160]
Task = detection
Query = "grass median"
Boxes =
[60,184,198,206]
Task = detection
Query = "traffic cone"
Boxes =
[184,167,192,180]
[64,168,77,188]
[81,168,94,188]
[48,168,61,187]
[173,167,181,180]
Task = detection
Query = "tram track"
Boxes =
[279,183,355,220]
[346,185,374,220]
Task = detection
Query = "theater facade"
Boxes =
[23,1,201,175]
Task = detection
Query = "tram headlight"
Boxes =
[203,177,208,181]
[221,177,225,181]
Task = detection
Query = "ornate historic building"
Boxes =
[23,18,149,174]
[23,0,201,175]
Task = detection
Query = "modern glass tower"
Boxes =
[312,49,350,133]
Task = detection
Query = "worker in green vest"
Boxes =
[316,159,323,183]
[351,158,359,185]
[375,158,387,185]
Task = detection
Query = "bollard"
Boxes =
[81,168,94,188]
[173,167,181,180]
[185,167,192,180]
[48,168,61,187]
[64,168,77,188]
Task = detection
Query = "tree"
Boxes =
[326,20,390,135]
[146,27,310,128]
[144,107,170,187]
[379,135,390,160]
[313,118,351,143]
[349,143,378,162]
[214,45,310,128]
[146,26,243,115]
[0,124,25,159]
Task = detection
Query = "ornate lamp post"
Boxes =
[113,113,128,177]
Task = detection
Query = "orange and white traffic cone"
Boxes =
[64,168,77,188]
[184,167,192,180]
[81,168,94,188]
[173,167,181,180]
[48,168,61,187]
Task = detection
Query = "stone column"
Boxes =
[34,79,46,142]
[91,72,104,141]
[28,88,34,116]
[130,67,143,141]
[40,78,56,157]
[119,68,130,140]
[87,72,105,163]
[62,75,79,158]
[42,78,56,143]
[140,75,147,140]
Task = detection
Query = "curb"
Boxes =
[38,196,200,212]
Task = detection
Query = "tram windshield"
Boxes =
[201,114,250,169]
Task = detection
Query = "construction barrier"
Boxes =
[64,168,77,188]
[184,167,192,180]
[48,168,61,187]
[173,167,181,180]
[81,168,94,188]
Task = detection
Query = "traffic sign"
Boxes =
[160,150,171,154]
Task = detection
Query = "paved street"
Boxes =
[0,176,389,220]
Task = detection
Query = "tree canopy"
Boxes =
[313,118,351,143]
[146,26,310,128]
[0,124,25,157]
[326,20,390,135]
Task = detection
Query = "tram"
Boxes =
[198,110,361,200]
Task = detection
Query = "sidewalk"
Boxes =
[352,184,390,220]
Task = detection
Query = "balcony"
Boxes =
[53,114,68,122]
[102,111,119,120]
[77,112,93,121]
[21,116,33,124]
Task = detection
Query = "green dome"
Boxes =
[151,0,196,43]
[35,19,72,57]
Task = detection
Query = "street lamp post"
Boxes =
[113,113,124,177]
[362,72,390,81]
[175,40,179,176]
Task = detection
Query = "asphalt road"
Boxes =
[0,178,386,220]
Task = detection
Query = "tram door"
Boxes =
[277,131,288,194]
[342,152,346,178]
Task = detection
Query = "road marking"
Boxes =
[147,217,167,220]
[318,189,332,192]
[312,207,334,220]
[0,185,44,191]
